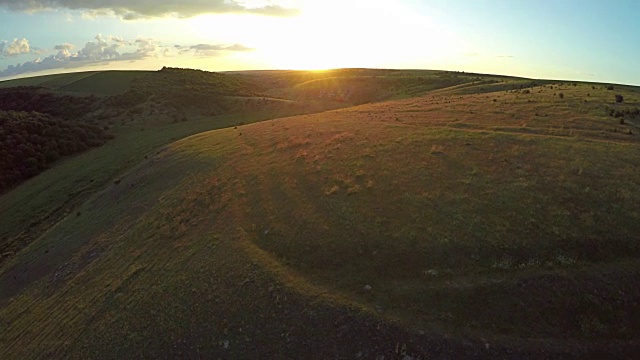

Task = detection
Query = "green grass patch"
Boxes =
[57,71,152,95]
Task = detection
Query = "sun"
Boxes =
[189,0,469,71]
[280,0,472,70]
[259,1,408,70]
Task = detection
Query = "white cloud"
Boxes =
[0,36,255,77]
[0,35,162,77]
[31,47,48,55]
[3,38,31,56]
[0,0,299,19]
[185,43,254,57]
[54,43,75,51]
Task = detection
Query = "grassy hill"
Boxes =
[0,68,484,264]
[0,72,99,89]
[242,68,513,105]
[1,70,640,358]
[0,71,152,96]
[56,71,152,96]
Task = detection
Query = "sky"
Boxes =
[0,0,639,85]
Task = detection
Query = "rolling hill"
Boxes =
[1,69,640,358]
[0,71,153,96]
[0,68,485,263]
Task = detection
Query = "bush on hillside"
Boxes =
[615,94,624,103]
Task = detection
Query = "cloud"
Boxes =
[31,47,48,55]
[0,36,255,78]
[0,0,299,19]
[172,43,253,57]
[2,38,31,56]
[185,43,254,57]
[1,38,49,57]
[54,43,75,51]
[0,35,161,77]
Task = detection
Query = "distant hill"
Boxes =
[0,72,100,90]
[0,67,496,126]
[0,71,153,96]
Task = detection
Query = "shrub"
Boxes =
[607,85,615,91]
[615,94,624,103]
[558,93,564,99]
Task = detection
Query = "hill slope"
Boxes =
[0,68,488,266]
[1,80,640,357]
[0,71,152,96]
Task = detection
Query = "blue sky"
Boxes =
[0,0,638,85]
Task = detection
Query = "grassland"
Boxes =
[0,71,100,89]
[1,71,640,358]
[0,111,323,267]
[57,71,152,95]
[0,70,152,95]
[0,68,485,265]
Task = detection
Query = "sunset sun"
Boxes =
[188,0,467,70]
[261,0,468,70]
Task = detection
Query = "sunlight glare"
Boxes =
[189,0,470,70]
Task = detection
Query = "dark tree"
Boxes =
[0,111,113,193]
[0,87,99,120]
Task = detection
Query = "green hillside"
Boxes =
[57,71,152,95]
[1,73,640,358]
[247,68,514,105]
[0,71,152,96]
[0,72,99,89]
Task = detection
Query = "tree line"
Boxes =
[0,110,113,193]
[0,86,99,120]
